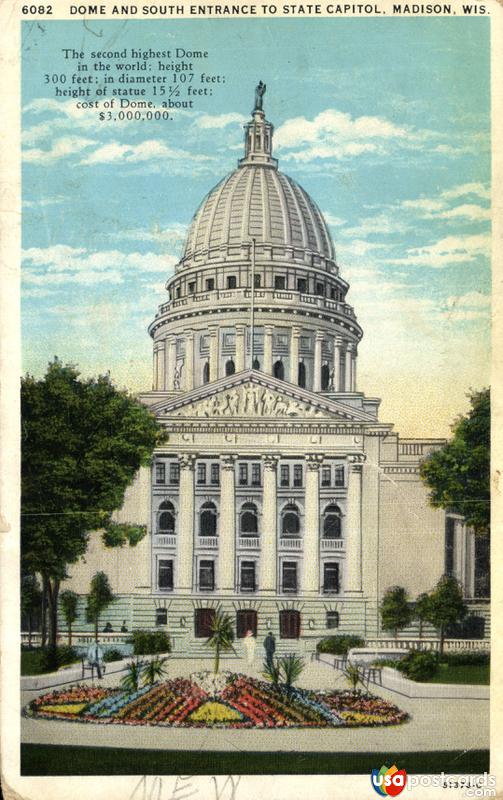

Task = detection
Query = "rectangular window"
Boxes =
[254,274,261,288]
[156,608,168,626]
[188,282,196,294]
[197,463,206,485]
[200,335,209,351]
[176,287,181,298]
[334,465,345,487]
[297,278,307,294]
[316,282,324,296]
[155,463,166,484]
[321,466,331,487]
[223,333,235,347]
[276,334,288,347]
[326,611,339,629]
[323,563,340,594]
[158,560,173,591]
[169,463,180,485]
[300,336,312,351]
[330,288,336,300]
[211,463,220,485]
[227,275,237,289]
[274,275,286,290]
[280,464,290,487]
[199,560,215,591]
[251,463,261,486]
[240,561,256,592]
[293,465,303,488]
[282,562,298,593]
[206,278,215,291]
[445,518,455,576]
[239,463,248,486]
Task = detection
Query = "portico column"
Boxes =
[209,325,219,382]
[304,455,323,594]
[219,455,237,593]
[264,325,274,374]
[261,455,278,593]
[157,340,166,391]
[313,331,324,392]
[153,343,159,390]
[345,454,365,594]
[177,454,196,593]
[235,324,246,372]
[344,343,352,392]
[333,337,343,392]
[290,326,301,384]
[165,335,176,390]
[351,346,357,392]
[184,330,194,392]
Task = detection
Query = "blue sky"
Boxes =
[22,18,491,437]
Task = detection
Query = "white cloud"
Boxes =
[442,182,490,201]
[438,204,491,222]
[196,112,247,129]
[390,233,490,269]
[23,136,96,163]
[323,213,346,227]
[23,196,66,208]
[80,139,213,167]
[111,222,187,248]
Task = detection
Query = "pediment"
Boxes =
[149,370,376,422]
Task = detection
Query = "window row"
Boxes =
[155,461,345,489]
[170,275,345,301]
[155,606,341,635]
[157,558,342,595]
[156,501,343,539]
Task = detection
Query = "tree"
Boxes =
[86,572,115,642]
[21,359,163,666]
[380,586,413,639]
[427,575,466,656]
[141,656,168,687]
[60,590,79,647]
[414,592,433,639]
[420,388,490,536]
[206,607,235,674]
[21,574,42,648]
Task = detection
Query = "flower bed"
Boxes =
[25,673,408,728]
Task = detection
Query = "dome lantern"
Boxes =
[238,81,278,169]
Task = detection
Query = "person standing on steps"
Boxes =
[243,629,256,666]
[264,631,276,670]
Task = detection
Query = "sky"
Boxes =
[21,18,491,437]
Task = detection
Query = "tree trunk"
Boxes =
[68,621,72,648]
[439,625,445,658]
[95,616,99,643]
[418,619,423,639]
[28,612,33,649]
[41,576,48,648]
[215,644,220,674]
[46,576,60,668]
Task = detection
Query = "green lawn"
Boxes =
[428,663,490,685]
[21,745,490,776]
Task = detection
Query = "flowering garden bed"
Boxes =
[25,672,408,728]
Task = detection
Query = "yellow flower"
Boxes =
[189,702,241,723]
[39,703,87,715]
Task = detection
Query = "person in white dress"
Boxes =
[242,629,256,666]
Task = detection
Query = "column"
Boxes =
[351,346,357,392]
[264,325,274,374]
[345,343,353,393]
[165,335,176,390]
[304,455,323,594]
[152,344,159,390]
[157,340,166,391]
[177,454,196,593]
[219,456,237,593]
[260,455,278,593]
[333,337,343,392]
[290,326,301,384]
[313,331,324,392]
[209,325,219,382]
[235,324,246,372]
[345,454,365,593]
[184,330,194,392]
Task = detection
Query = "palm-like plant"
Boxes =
[120,658,142,693]
[344,662,363,694]
[278,654,305,696]
[206,607,235,674]
[262,658,281,690]
[141,655,168,686]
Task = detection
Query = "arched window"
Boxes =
[200,501,217,537]
[321,363,330,390]
[202,362,210,384]
[323,505,342,538]
[225,359,235,376]
[240,502,258,535]
[158,501,175,533]
[298,361,306,388]
[273,360,284,380]
[252,358,260,370]
[281,503,300,537]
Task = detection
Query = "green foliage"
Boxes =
[86,572,115,641]
[316,635,365,655]
[60,590,78,646]
[21,359,164,653]
[121,659,143,693]
[278,654,305,695]
[428,575,467,655]
[441,650,489,666]
[103,648,125,663]
[102,522,147,548]
[414,592,433,638]
[127,630,171,655]
[141,656,168,686]
[380,586,413,639]
[262,658,281,689]
[36,645,79,674]
[206,607,235,674]
[419,388,490,535]
[343,662,363,693]
[396,651,439,682]
[21,574,42,645]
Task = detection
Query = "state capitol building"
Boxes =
[66,91,489,651]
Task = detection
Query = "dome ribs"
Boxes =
[278,172,307,250]
[267,169,290,246]
[239,166,256,244]
[292,181,323,255]
[204,172,234,251]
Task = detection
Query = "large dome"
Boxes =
[182,166,336,263]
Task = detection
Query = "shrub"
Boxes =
[127,630,171,655]
[103,648,124,663]
[278,654,305,695]
[316,635,365,656]
[396,650,439,682]
[38,645,79,672]
[441,650,490,666]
